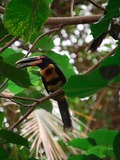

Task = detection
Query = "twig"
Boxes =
[85,88,108,134]
[8,90,63,131]
[84,47,116,74]
[0,37,19,54]
[46,15,101,26]
[86,0,107,13]
[0,79,9,89]
[0,6,4,14]
[25,25,63,57]
[9,99,30,108]
[0,34,11,42]
[70,0,74,17]
[0,93,41,102]
[107,84,120,89]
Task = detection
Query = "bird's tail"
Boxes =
[57,98,72,132]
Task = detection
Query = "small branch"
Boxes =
[25,25,63,57]
[85,88,108,134]
[8,90,63,131]
[46,15,101,26]
[0,93,41,102]
[70,0,74,17]
[0,37,19,54]
[0,34,11,42]
[86,0,107,13]
[84,47,116,74]
[0,6,5,14]
[0,79,9,89]
[9,99,30,108]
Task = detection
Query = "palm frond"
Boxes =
[21,108,86,159]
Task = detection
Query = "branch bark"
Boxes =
[0,6,101,26]
[84,47,116,74]
[45,15,101,26]
[8,90,63,131]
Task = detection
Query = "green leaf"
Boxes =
[106,0,120,11]
[2,52,24,67]
[0,112,4,128]
[0,58,32,88]
[91,0,120,38]
[88,129,118,146]
[113,132,120,160]
[3,0,49,41]
[63,68,108,98]
[0,147,9,160]
[91,18,110,39]
[68,138,96,150]
[87,146,112,158]
[7,81,24,94]
[0,129,29,148]
[68,154,102,160]
[100,66,120,80]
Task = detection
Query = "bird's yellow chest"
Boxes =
[40,64,59,82]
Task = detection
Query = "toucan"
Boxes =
[16,55,72,131]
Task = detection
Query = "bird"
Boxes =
[16,55,73,132]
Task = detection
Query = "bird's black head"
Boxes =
[16,55,56,69]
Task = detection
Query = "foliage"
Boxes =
[68,129,120,160]
[0,0,120,159]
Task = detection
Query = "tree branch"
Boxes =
[0,93,44,102]
[0,6,4,14]
[84,47,116,74]
[45,15,101,26]
[25,25,63,57]
[0,37,19,54]
[8,90,63,131]
[0,79,9,89]
[0,6,101,26]
[0,34,11,42]
[70,0,74,17]
[86,0,107,13]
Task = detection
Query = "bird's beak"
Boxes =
[16,56,42,68]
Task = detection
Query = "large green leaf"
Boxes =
[87,146,113,158]
[91,0,120,38]
[3,0,49,41]
[68,138,96,150]
[0,147,9,160]
[113,132,120,160]
[88,129,118,146]
[0,129,29,148]
[63,68,108,98]
[0,57,32,88]
[63,44,120,98]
